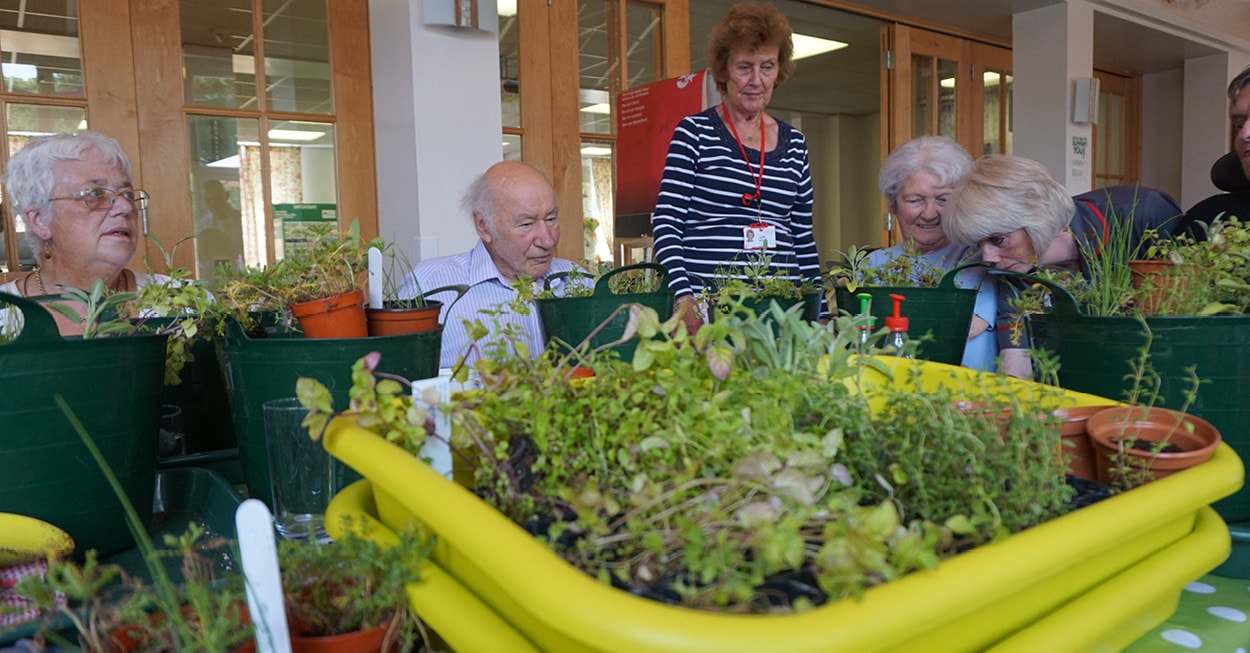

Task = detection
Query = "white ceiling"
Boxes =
[686,0,1225,118]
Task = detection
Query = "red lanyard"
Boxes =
[721,104,765,206]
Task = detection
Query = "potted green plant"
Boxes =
[215,221,379,339]
[304,304,1092,612]
[701,251,823,324]
[305,303,1240,651]
[278,521,434,652]
[363,242,465,338]
[273,222,377,339]
[0,288,167,557]
[1014,212,1250,526]
[2,401,253,652]
[829,245,981,365]
[528,261,673,363]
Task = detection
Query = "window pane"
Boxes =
[579,0,613,134]
[0,2,83,98]
[181,0,257,108]
[625,2,662,89]
[3,104,87,272]
[263,0,331,114]
[911,54,931,136]
[582,139,615,262]
[267,123,337,260]
[499,4,520,129]
[983,70,1009,156]
[503,133,522,160]
[188,115,255,288]
[937,59,957,139]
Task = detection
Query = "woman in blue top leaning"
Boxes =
[866,136,998,371]
[651,2,821,335]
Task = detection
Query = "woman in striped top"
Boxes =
[651,3,821,334]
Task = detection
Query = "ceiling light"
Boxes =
[207,155,241,168]
[940,72,1011,89]
[498,0,517,17]
[580,103,611,115]
[267,129,323,142]
[792,34,847,61]
[581,146,612,157]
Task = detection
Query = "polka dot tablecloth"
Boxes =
[1124,574,1250,651]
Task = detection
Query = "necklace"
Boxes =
[30,267,127,296]
[32,268,47,295]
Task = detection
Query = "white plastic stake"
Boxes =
[412,373,453,479]
[235,499,292,653]
[367,246,384,309]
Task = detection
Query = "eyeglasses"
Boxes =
[49,187,150,211]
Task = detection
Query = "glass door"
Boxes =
[881,24,1012,246]
[1092,70,1141,189]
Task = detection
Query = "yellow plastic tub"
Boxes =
[322,359,1245,652]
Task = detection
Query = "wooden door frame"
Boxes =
[523,0,689,262]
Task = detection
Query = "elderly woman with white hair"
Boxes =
[866,135,998,371]
[0,130,162,336]
[943,154,1188,378]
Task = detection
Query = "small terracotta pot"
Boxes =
[1127,260,1196,315]
[108,603,255,652]
[290,288,368,338]
[1053,405,1117,480]
[1086,406,1221,485]
[290,622,389,653]
[954,400,1013,440]
[365,300,442,337]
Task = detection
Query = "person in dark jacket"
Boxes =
[1185,64,1250,229]
[942,154,1186,378]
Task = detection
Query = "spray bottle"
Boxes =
[855,293,876,355]
[885,293,912,358]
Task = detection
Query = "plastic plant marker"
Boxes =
[413,373,453,479]
[236,499,292,653]
[367,246,383,309]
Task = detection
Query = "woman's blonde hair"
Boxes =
[944,155,1075,256]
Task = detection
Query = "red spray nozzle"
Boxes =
[885,293,908,332]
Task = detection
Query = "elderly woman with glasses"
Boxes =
[0,130,159,335]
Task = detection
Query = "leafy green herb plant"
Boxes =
[279,520,434,649]
[309,299,1078,613]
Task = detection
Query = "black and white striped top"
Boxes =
[650,106,820,300]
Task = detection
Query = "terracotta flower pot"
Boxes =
[107,603,255,652]
[290,623,390,653]
[365,300,442,337]
[290,288,368,338]
[1087,406,1221,485]
[1127,259,1197,315]
[1053,405,1117,480]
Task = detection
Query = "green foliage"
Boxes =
[703,251,821,303]
[8,398,253,652]
[1011,212,1250,318]
[122,235,227,385]
[326,299,1076,613]
[374,239,426,308]
[279,519,433,647]
[214,220,383,323]
[7,527,252,653]
[41,279,139,339]
[296,351,435,459]
[830,245,946,291]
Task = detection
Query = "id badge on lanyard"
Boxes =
[744,222,776,250]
